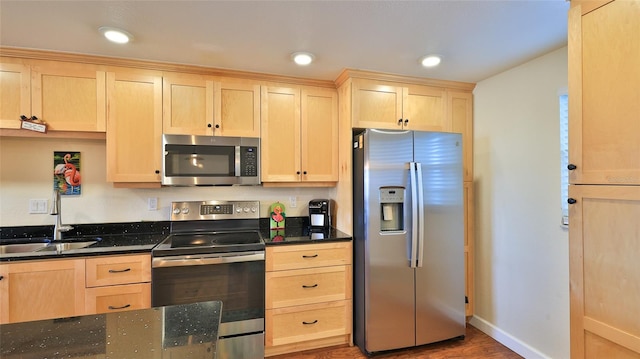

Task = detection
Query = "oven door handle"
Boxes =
[152,251,264,268]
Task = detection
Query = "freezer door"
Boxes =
[413,131,466,345]
[362,129,416,352]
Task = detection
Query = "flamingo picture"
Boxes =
[53,152,81,195]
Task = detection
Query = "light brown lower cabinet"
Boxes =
[265,242,353,357]
[85,254,152,314]
[0,258,86,324]
[569,185,640,358]
[0,253,151,324]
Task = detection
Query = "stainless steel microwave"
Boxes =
[162,134,260,186]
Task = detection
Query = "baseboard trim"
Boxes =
[469,315,551,359]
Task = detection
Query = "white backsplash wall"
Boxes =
[0,136,330,227]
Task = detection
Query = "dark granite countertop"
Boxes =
[0,217,351,261]
[0,221,169,262]
[0,301,222,358]
[259,217,352,245]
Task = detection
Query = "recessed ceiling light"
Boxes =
[420,55,442,67]
[99,26,133,44]
[291,52,314,66]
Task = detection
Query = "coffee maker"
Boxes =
[308,199,331,230]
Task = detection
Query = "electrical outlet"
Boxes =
[148,197,158,211]
[289,196,297,208]
[29,199,48,214]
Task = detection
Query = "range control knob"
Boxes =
[181,208,190,214]
[251,207,257,213]
[236,207,242,213]
[173,208,181,215]
[243,207,250,213]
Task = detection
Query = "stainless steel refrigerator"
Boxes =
[353,129,465,355]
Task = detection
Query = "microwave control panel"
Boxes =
[240,147,258,177]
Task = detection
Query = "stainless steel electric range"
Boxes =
[152,200,265,359]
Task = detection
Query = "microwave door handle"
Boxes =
[235,146,241,176]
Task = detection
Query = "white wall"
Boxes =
[470,46,569,359]
[0,136,329,226]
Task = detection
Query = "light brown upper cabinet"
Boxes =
[106,69,162,186]
[261,85,338,184]
[163,73,260,137]
[448,90,474,182]
[0,58,106,132]
[351,78,447,132]
[568,0,640,185]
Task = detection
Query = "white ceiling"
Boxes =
[0,0,570,84]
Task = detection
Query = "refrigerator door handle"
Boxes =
[416,162,425,267]
[409,162,419,268]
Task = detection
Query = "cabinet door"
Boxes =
[106,70,162,184]
[569,1,640,185]
[351,79,403,129]
[215,79,260,137]
[261,86,301,182]
[31,61,106,132]
[568,185,640,359]
[0,62,30,129]
[403,85,448,132]
[0,259,85,324]
[163,73,214,136]
[449,90,474,182]
[301,87,338,182]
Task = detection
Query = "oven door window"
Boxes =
[152,260,265,323]
[165,144,235,177]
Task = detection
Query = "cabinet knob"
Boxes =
[0,275,4,280]
[303,171,307,175]
[397,119,403,126]
[404,119,409,125]
[215,124,220,129]
[567,198,577,204]
[296,171,301,175]
[567,164,577,170]
[155,170,160,174]
[207,123,212,128]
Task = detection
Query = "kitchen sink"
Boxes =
[36,241,97,252]
[0,242,50,254]
[0,240,98,255]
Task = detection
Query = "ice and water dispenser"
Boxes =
[379,187,404,232]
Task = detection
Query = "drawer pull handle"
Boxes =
[302,254,318,258]
[108,268,131,273]
[108,304,131,310]
[302,320,318,325]
[302,284,318,288]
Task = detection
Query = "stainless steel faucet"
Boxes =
[50,189,73,240]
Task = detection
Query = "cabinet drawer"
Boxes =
[266,242,351,271]
[266,265,351,309]
[266,300,350,347]
[86,254,151,287]
[85,283,151,314]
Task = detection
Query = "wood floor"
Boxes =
[270,325,522,359]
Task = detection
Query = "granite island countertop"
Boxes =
[0,300,222,358]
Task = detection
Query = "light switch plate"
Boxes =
[148,197,158,211]
[29,199,48,214]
